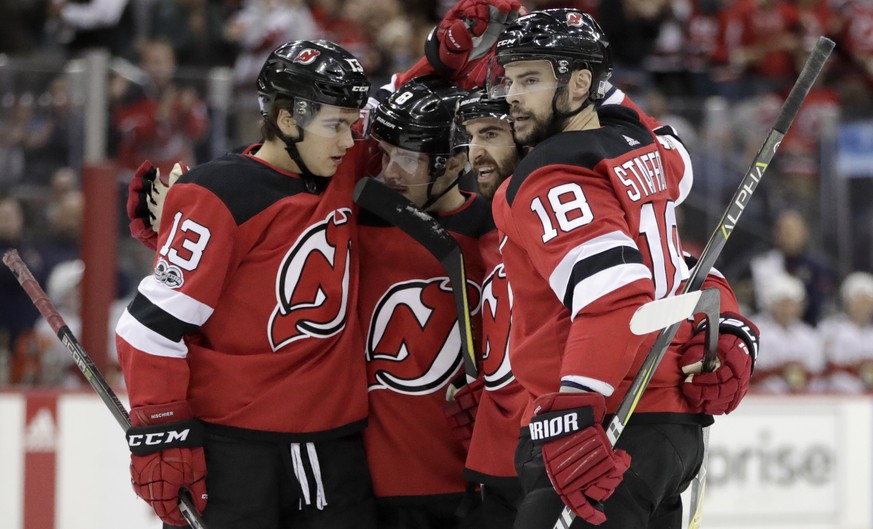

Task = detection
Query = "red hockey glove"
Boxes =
[443,378,485,449]
[424,0,524,89]
[127,401,207,526]
[680,312,760,415]
[127,160,160,249]
[530,391,631,525]
[126,161,187,250]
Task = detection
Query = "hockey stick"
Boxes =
[629,289,717,337]
[353,177,479,381]
[2,249,207,529]
[554,36,835,529]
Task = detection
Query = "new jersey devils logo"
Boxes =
[481,264,515,390]
[293,48,320,65]
[268,209,352,350]
[566,12,584,27]
[366,277,481,395]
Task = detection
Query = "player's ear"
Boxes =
[570,69,592,104]
[276,109,301,139]
[445,152,467,175]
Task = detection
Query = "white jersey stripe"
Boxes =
[568,263,652,319]
[115,310,188,359]
[549,231,641,300]
[674,138,693,205]
[138,275,213,326]
[560,375,615,397]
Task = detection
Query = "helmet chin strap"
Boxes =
[550,83,593,134]
[265,118,329,194]
[422,160,461,212]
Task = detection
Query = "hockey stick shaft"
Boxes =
[610,34,834,444]
[353,177,479,380]
[554,36,834,529]
[2,249,207,529]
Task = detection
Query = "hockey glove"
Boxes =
[530,391,631,525]
[127,160,159,249]
[424,0,524,89]
[127,401,207,526]
[126,161,186,250]
[443,377,485,449]
[680,311,760,415]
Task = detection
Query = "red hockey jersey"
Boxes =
[116,144,369,439]
[464,231,527,485]
[493,105,701,423]
[357,193,493,500]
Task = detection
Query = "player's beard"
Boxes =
[512,98,567,147]
[474,152,514,199]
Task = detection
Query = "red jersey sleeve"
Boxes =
[507,164,655,394]
[116,181,238,408]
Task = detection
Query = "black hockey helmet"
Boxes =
[451,88,512,152]
[455,88,511,124]
[494,9,612,100]
[371,75,469,156]
[257,40,370,117]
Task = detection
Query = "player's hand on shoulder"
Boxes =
[679,311,760,415]
[425,0,525,89]
[126,161,187,250]
[529,389,630,525]
[126,400,207,525]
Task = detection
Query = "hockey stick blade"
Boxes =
[2,249,207,529]
[353,177,479,380]
[552,36,835,529]
[629,291,701,335]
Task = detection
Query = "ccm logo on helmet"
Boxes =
[294,49,321,65]
[128,428,191,448]
[529,411,581,441]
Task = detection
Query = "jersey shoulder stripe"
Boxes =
[127,292,199,343]
[562,245,645,309]
[506,106,654,205]
[180,153,310,226]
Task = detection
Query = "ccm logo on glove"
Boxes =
[529,407,595,441]
[126,420,203,456]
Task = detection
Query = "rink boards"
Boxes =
[0,391,871,529]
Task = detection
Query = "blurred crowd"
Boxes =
[2,0,873,393]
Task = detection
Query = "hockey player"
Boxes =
[453,89,523,199]
[118,3,528,527]
[361,75,497,528]
[116,40,378,529]
[485,9,760,528]
[452,79,759,528]
[448,90,527,529]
